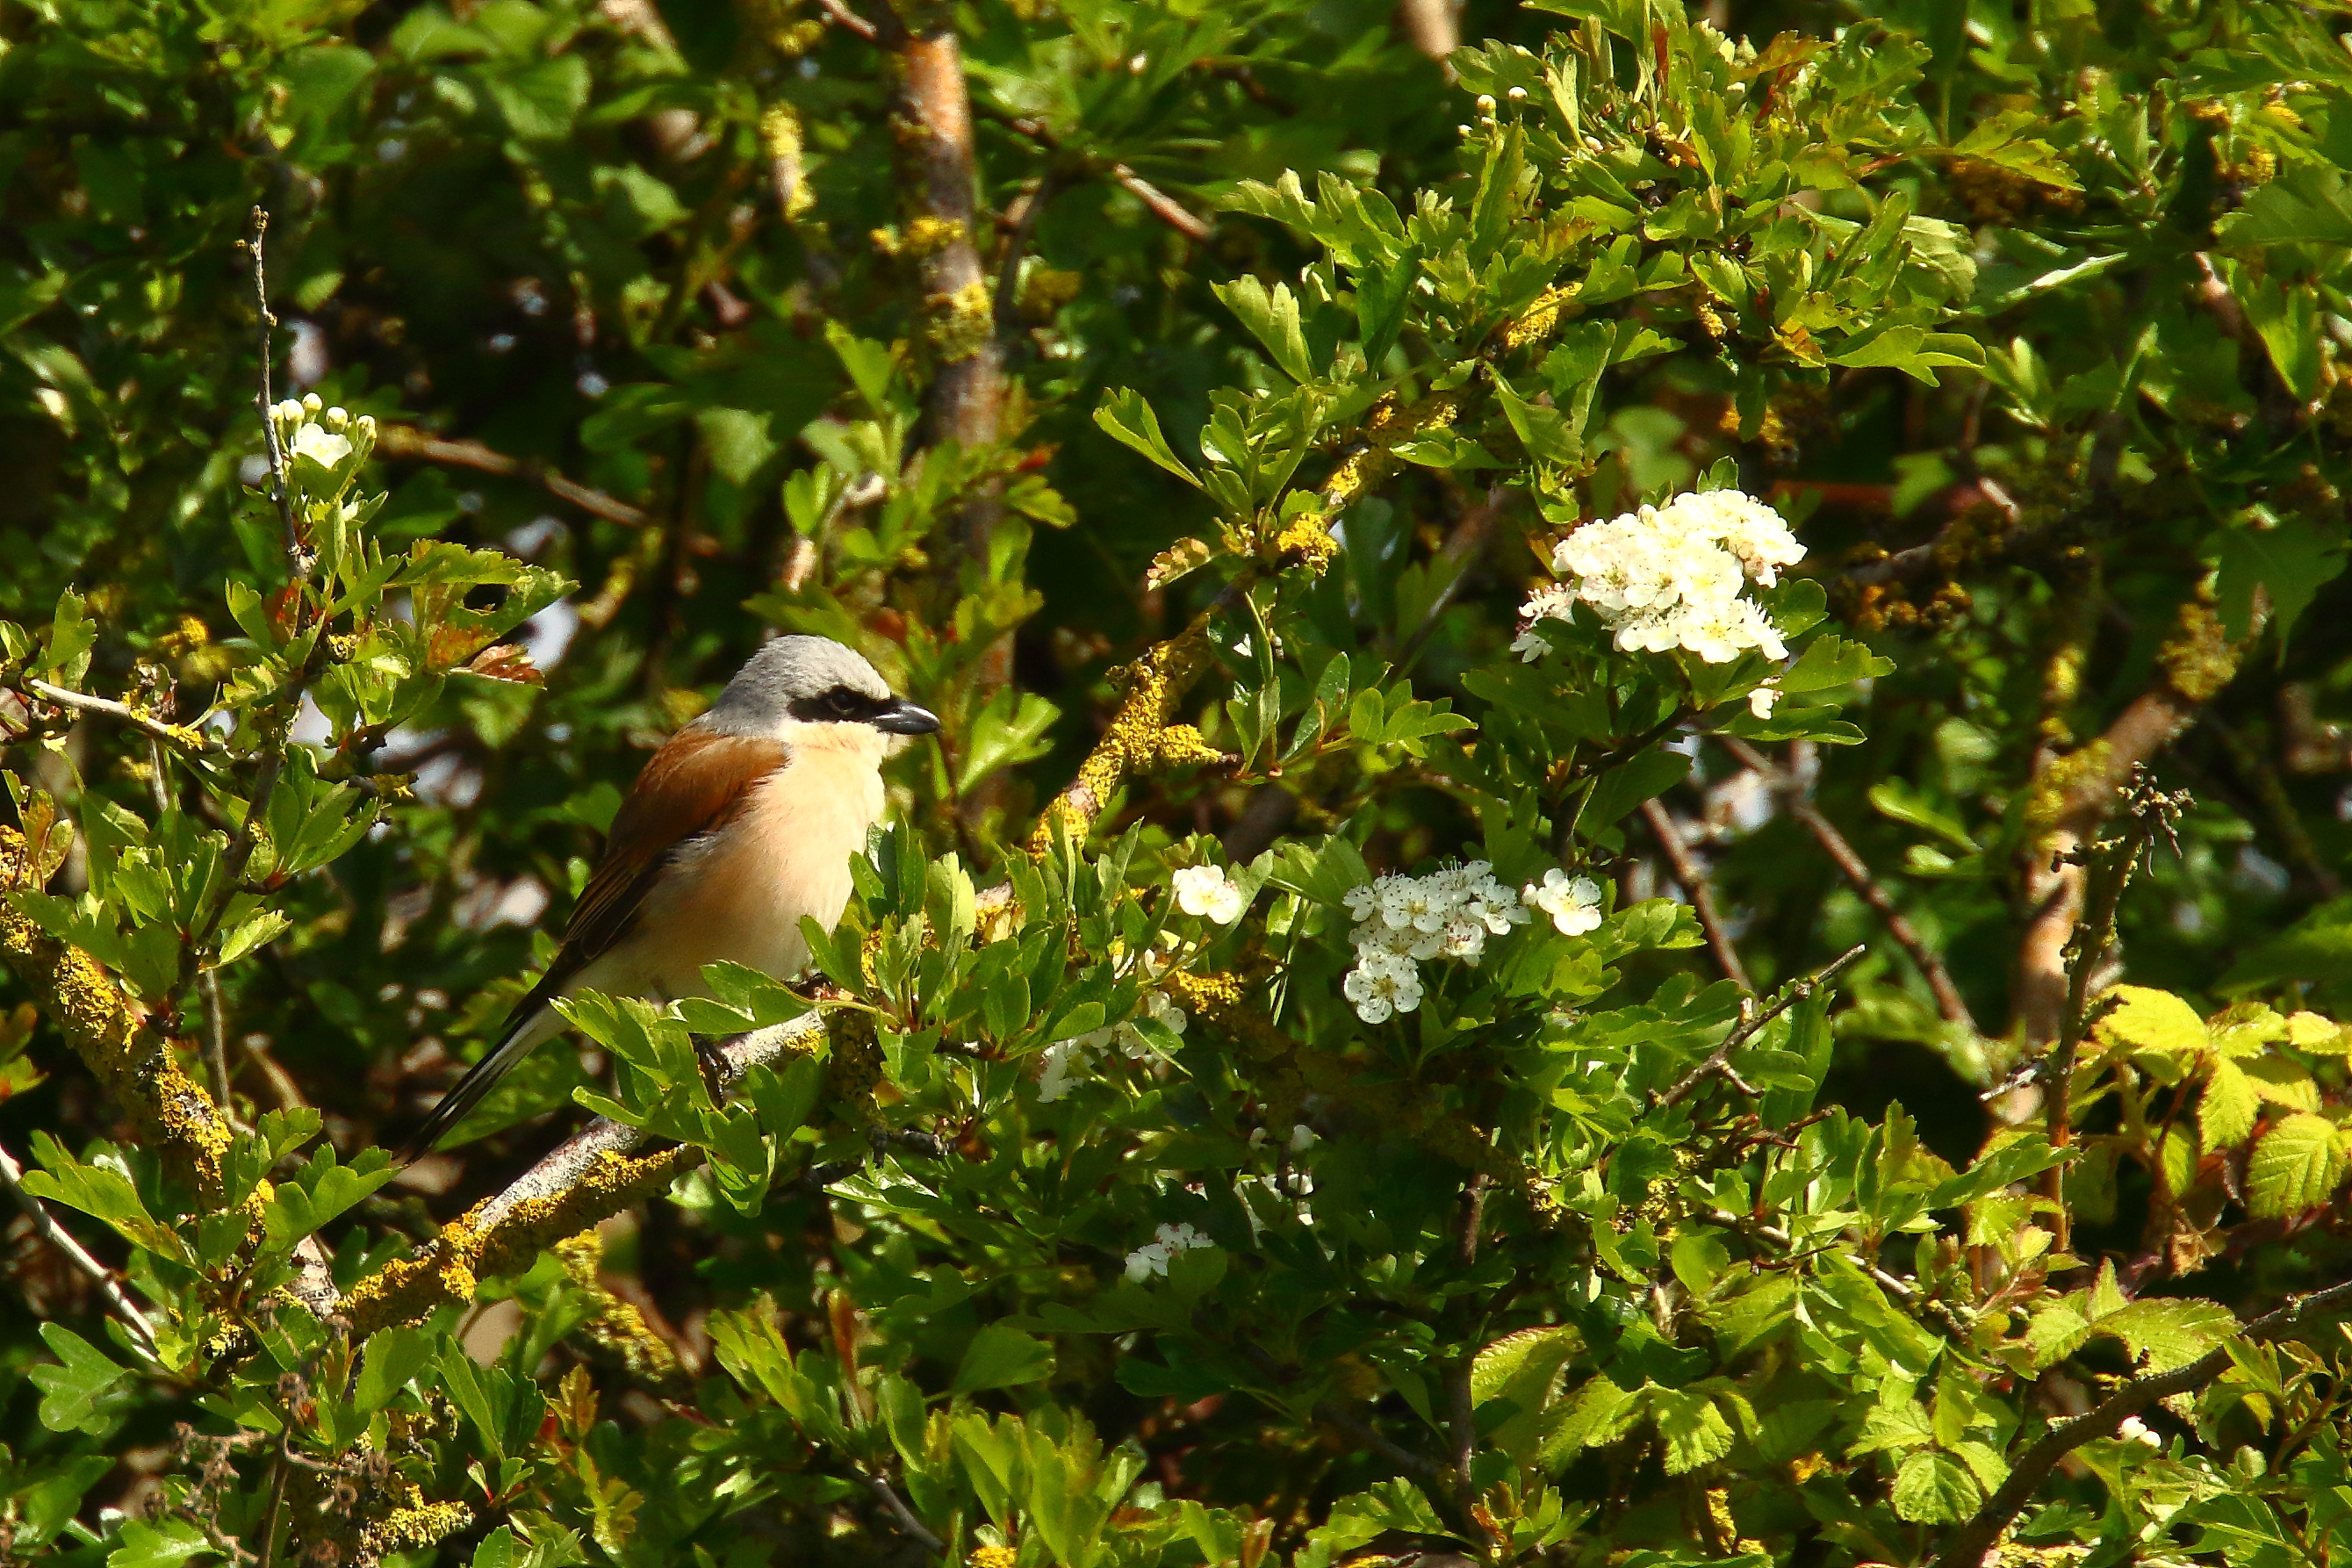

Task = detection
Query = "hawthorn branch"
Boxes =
[1658,945,1865,1110]
[1720,737,1973,1031]
[1639,797,1751,994]
[0,827,232,1196]
[16,678,220,755]
[373,426,650,528]
[0,1139,162,1362]
[241,208,300,563]
[343,1013,827,1336]
[1931,1274,2352,1568]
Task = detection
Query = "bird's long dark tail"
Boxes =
[392,987,564,1162]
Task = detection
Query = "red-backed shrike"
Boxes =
[397,636,939,1160]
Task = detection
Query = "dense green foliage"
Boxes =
[7,0,2352,1564]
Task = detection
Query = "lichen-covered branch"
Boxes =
[342,1013,825,1338]
[0,826,231,1197]
[2014,590,2252,1044]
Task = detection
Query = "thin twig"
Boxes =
[1440,1172,1492,1550]
[373,427,651,528]
[1931,1274,2352,1568]
[0,1140,162,1362]
[1640,797,1751,994]
[1721,737,1975,1032]
[242,209,302,567]
[1658,945,1865,1110]
[198,970,233,1122]
[257,1433,292,1568]
[19,679,219,753]
[1315,1401,1442,1483]
[996,113,1214,241]
[812,0,881,40]
[860,1468,945,1554]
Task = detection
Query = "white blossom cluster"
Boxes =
[1339,861,1613,1024]
[1514,490,1805,694]
[1125,1220,1213,1282]
[269,393,374,478]
[1037,990,1188,1103]
[1340,860,1528,1023]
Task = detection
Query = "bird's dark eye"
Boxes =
[824,687,862,718]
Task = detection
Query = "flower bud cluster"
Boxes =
[268,393,378,509]
[1514,489,1804,673]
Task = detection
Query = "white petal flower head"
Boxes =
[1525,488,1803,668]
[1748,678,1783,720]
[291,423,353,469]
[1342,882,1380,921]
[1172,864,1248,924]
[1036,1039,1087,1104]
[1523,868,1605,936]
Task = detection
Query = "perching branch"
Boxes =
[0,1139,162,1362]
[373,426,651,528]
[1720,737,1974,1032]
[1639,797,1751,995]
[342,1013,827,1336]
[1657,945,1865,1110]
[241,208,301,567]
[1930,1274,2352,1568]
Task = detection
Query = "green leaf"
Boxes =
[31,1322,128,1435]
[18,1134,183,1256]
[2099,987,2210,1058]
[2217,166,2352,248]
[2096,1297,2239,1372]
[1780,633,1895,694]
[2199,1058,2262,1149]
[484,55,590,140]
[1891,1451,1982,1522]
[470,1528,517,1568]
[1866,780,1976,852]
[261,1147,400,1252]
[1093,389,1199,486]
[107,1516,219,1567]
[1652,1387,1733,1474]
[2248,1112,2349,1219]
[2207,517,2348,649]
[951,1326,1054,1394]
[1212,277,1315,383]
[36,589,95,685]
[1828,326,1986,385]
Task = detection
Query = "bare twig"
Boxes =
[996,114,1214,241]
[1721,737,1974,1031]
[373,426,650,528]
[198,970,233,1123]
[1658,945,1865,1110]
[1640,797,1751,994]
[257,1433,292,1568]
[860,1468,946,1554]
[1931,1274,2352,1568]
[0,1140,162,1362]
[241,208,301,565]
[813,0,880,40]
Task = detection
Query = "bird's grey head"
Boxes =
[700,635,941,739]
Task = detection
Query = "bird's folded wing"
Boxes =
[552,727,790,982]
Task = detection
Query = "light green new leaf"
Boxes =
[2217,166,2352,248]
[2099,987,2208,1058]
[2097,1297,2240,1372]
[1212,277,1315,383]
[2248,1112,2349,1219]
[1651,1386,1733,1474]
[1092,389,1199,486]
[2199,1058,2262,1149]
[31,1322,127,1435]
[1828,326,1986,385]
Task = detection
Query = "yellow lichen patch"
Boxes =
[556,1230,680,1381]
[903,215,967,256]
[2025,737,2116,836]
[969,1547,1018,1568]
[0,827,230,1198]
[1271,508,1341,574]
[2157,593,2240,704]
[1503,283,1581,349]
[360,1500,473,1557]
[925,279,995,363]
[826,1006,884,1119]
[1151,724,1225,769]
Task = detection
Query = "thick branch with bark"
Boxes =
[374,426,650,528]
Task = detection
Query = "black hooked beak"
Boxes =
[872,697,942,735]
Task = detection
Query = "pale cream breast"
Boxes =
[624,731,887,998]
